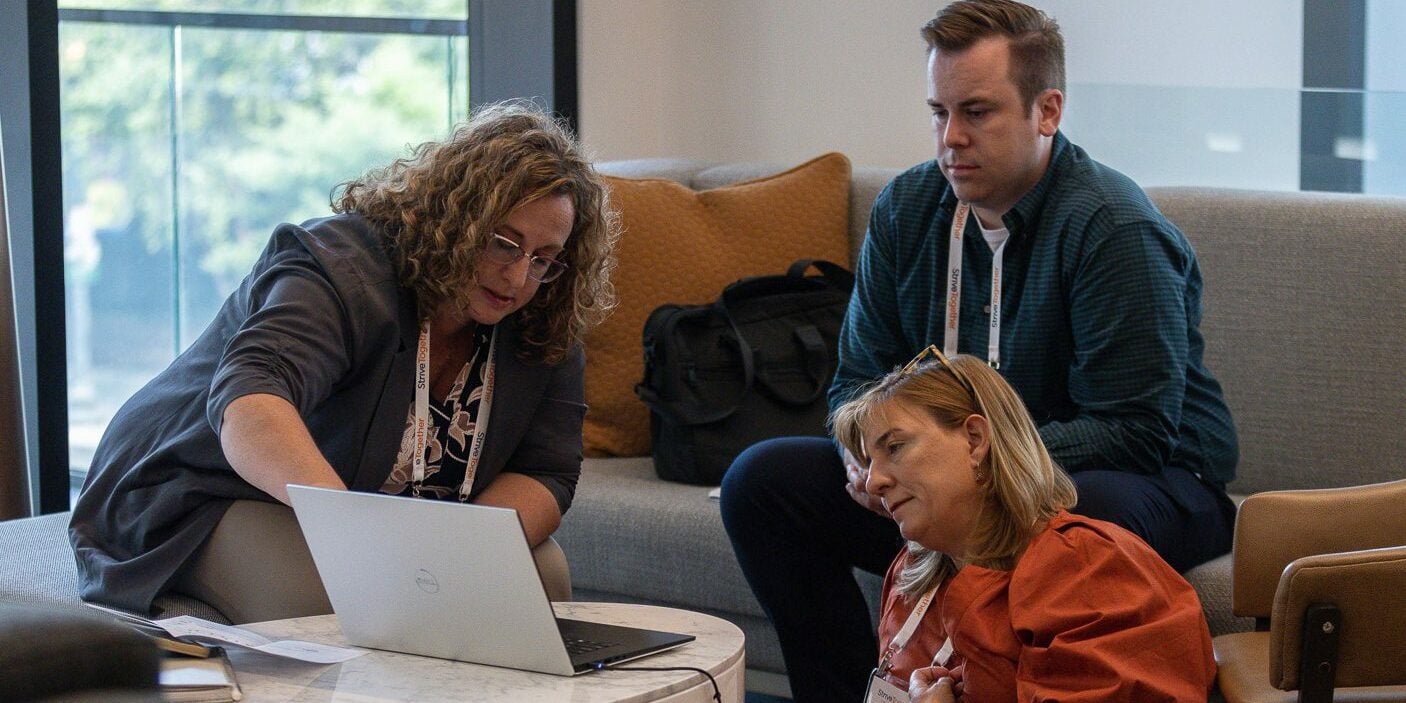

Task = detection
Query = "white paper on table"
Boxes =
[157,616,273,648]
[156,615,365,663]
[254,639,366,663]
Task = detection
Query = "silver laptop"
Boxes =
[287,485,694,675]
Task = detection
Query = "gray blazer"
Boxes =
[69,214,586,613]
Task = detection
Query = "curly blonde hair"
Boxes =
[831,354,1077,596]
[333,102,618,364]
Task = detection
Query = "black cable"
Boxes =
[594,663,722,702]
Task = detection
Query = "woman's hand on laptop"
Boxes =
[474,473,563,546]
[221,393,347,505]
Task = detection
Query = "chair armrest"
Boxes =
[1268,545,1406,690]
[1232,479,1406,618]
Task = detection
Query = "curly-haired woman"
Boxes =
[831,348,1216,702]
[70,103,618,619]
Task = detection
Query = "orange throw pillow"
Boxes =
[584,152,852,457]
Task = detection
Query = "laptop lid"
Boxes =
[286,485,692,675]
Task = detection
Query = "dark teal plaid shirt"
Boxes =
[831,132,1238,485]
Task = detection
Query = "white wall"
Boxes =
[578,0,1307,190]
[578,0,936,169]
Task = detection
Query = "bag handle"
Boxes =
[711,297,760,407]
[637,259,852,425]
[635,312,747,426]
[715,259,849,406]
[787,258,855,290]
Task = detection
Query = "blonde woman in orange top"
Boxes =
[830,347,1216,702]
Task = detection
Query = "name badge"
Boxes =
[864,669,908,703]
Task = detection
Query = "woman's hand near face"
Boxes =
[909,665,963,703]
[220,393,346,505]
[842,446,890,517]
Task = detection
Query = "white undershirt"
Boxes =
[977,218,1010,253]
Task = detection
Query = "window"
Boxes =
[1052,0,1406,196]
[59,3,471,498]
[5,1,572,512]
[57,2,470,500]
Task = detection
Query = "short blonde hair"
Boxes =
[334,101,619,364]
[830,354,1076,596]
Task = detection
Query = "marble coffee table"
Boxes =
[223,601,745,702]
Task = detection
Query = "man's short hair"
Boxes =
[921,0,1066,110]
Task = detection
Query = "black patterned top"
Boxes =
[380,324,495,499]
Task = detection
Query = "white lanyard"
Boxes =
[868,580,957,703]
[412,322,498,502]
[943,203,1004,369]
[878,584,939,676]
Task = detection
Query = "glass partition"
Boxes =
[1062,84,1406,197]
[59,4,468,492]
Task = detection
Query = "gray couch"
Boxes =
[2,159,1403,698]
[554,159,1406,696]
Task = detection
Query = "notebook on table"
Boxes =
[286,485,695,676]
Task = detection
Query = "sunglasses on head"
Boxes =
[901,344,983,414]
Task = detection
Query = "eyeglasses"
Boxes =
[901,344,982,412]
[483,232,570,283]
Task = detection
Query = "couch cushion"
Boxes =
[0,512,228,623]
[556,457,763,614]
[583,153,853,456]
[687,162,899,265]
[596,159,901,275]
[1147,187,1406,495]
[0,513,85,609]
[594,157,714,184]
[1184,553,1253,636]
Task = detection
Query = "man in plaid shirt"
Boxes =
[720,2,1237,702]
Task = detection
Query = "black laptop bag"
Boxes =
[634,259,854,485]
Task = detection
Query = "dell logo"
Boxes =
[415,568,440,594]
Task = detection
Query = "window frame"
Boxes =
[8,0,576,515]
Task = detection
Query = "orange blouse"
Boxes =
[876,511,1216,702]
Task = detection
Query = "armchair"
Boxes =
[1214,479,1406,702]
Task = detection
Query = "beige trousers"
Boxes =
[175,499,572,625]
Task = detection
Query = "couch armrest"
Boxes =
[1268,545,1406,690]
[1232,479,1406,619]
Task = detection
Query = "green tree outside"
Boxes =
[59,0,469,474]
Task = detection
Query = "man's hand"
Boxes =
[842,447,889,517]
[909,665,963,703]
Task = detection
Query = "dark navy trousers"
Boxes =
[719,436,1235,703]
